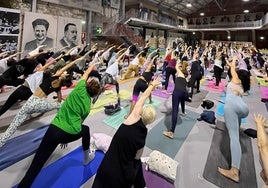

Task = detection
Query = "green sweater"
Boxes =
[52,79,91,134]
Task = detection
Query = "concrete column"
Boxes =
[252,29,256,46]
[86,10,92,46]
[31,0,37,12]
[119,0,125,21]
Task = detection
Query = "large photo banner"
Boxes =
[22,12,57,54]
[0,7,20,54]
[56,16,82,50]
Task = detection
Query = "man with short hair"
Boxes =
[59,23,78,50]
[24,18,54,51]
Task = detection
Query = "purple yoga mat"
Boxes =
[152,83,174,99]
[142,164,175,188]
[260,86,268,102]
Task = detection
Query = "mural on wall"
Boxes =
[22,12,57,53]
[56,16,82,50]
[158,30,165,49]
[40,0,102,13]
[0,7,20,54]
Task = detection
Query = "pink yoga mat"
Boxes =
[152,83,174,99]
[205,80,226,93]
[260,86,268,102]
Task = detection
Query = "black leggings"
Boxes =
[0,85,32,117]
[18,124,90,188]
[165,67,176,90]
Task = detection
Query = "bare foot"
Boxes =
[163,131,174,139]
[218,167,239,183]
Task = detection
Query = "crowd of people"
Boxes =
[0,39,268,187]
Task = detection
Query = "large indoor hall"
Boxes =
[0,0,268,188]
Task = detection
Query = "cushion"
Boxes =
[146,150,178,182]
[197,110,216,124]
[91,133,112,153]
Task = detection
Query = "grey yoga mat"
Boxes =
[203,121,257,188]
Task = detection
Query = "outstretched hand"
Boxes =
[254,114,268,148]
[151,75,162,89]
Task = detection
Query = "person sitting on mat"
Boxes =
[17,62,101,188]
[0,52,90,148]
[254,114,268,185]
[218,54,250,183]
[92,75,161,188]
[163,61,189,139]
[0,54,63,117]
[125,55,158,119]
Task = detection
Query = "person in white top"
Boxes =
[92,49,128,104]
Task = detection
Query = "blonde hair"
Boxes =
[141,106,156,125]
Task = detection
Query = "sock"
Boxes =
[83,149,95,166]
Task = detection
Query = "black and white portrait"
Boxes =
[0,8,20,35]
[0,36,18,54]
[22,12,57,52]
[56,16,82,50]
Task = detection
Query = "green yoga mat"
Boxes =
[103,99,162,129]
[203,121,257,188]
[146,109,199,158]
[90,90,131,115]
[256,77,268,87]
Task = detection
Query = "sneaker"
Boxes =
[163,131,174,139]
[196,90,200,93]
[180,112,187,116]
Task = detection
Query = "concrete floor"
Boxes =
[0,69,267,188]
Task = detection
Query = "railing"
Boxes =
[102,22,145,47]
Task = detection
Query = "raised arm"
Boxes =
[145,55,157,72]
[226,55,240,84]
[130,75,161,118]
[176,60,185,78]
[254,114,268,184]
[55,51,90,76]
[39,54,63,71]
[81,62,99,80]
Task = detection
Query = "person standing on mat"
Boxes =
[188,49,204,101]
[125,56,158,119]
[254,114,268,185]
[0,54,63,117]
[17,62,101,188]
[0,53,90,148]
[163,61,188,139]
[92,76,161,188]
[218,54,250,183]
[213,49,224,89]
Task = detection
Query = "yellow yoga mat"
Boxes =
[90,90,132,115]
[256,77,268,87]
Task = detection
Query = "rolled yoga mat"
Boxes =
[146,109,199,158]
[203,120,257,188]
[0,125,49,170]
[13,147,104,188]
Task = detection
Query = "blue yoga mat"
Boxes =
[0,125,49,170]
[216,95,247,123]
[146,110,199,158]
[13,147,104,188]
[103,99,162,129]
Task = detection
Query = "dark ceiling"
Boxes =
[125,0,268,18]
